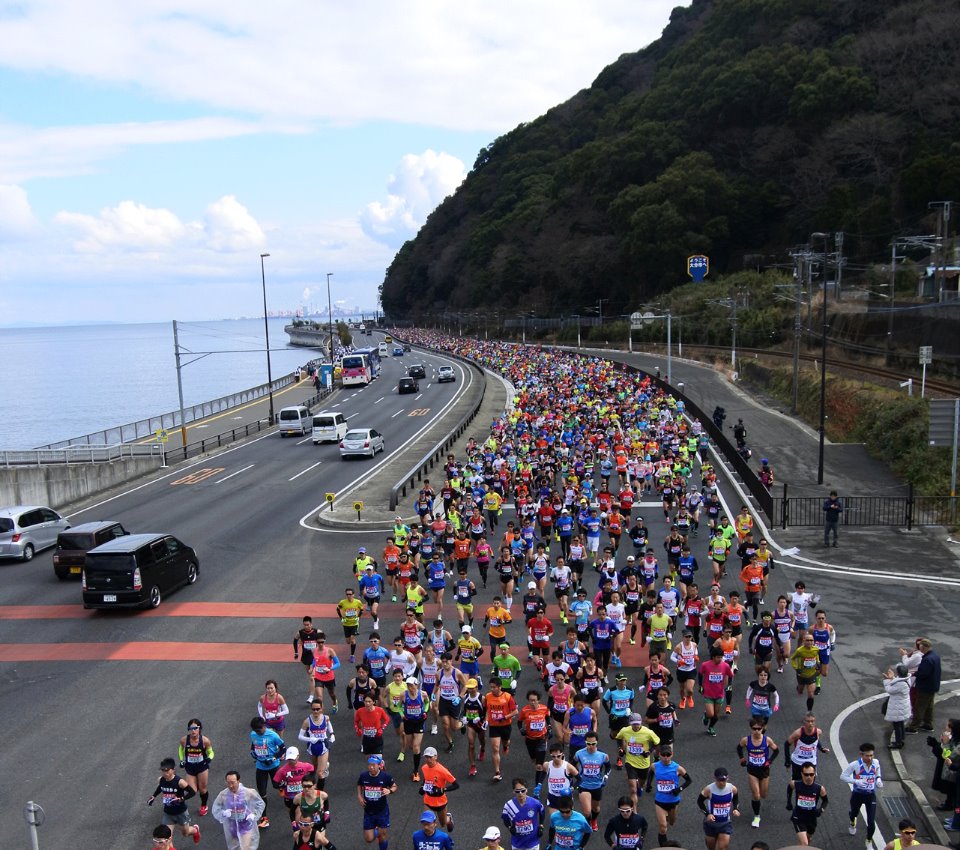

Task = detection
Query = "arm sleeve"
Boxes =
[178,744,186,762]
[697,793,709,814]
[298,726,313,743]
[277,702,289,717]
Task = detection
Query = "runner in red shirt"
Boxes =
[527,608,555,664]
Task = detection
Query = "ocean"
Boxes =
[0,319,325,449]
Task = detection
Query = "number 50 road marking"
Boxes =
[171,468,225,485]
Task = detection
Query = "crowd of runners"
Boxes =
[148,335,916,850]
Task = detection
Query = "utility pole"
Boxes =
[928,201,953,301]
[834,231,844,301]
[792,252,804,414]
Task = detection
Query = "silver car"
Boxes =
[339,428,385,459]
[0,505,70,561]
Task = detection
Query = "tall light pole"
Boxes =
[326,272,334,365]
[259,252,274,425]
[813,232,830,485]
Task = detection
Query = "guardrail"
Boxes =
[4,386,333,467]
[1,444,158,466]
[389,351,486,511]
[34,370,305,450]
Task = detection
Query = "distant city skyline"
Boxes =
[0,2,685,325]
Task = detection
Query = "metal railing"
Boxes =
[35,371,304,450]
[775,485,958,529]
[389,351,486,511]
[4,386,333,467]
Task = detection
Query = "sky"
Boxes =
[0,1,685,326]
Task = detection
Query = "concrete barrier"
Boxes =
[0,456,160,509]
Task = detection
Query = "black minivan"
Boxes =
[82,534,199,609]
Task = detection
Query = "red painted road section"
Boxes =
[0,602,651,665]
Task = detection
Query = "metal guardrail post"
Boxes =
[907,483,914,530]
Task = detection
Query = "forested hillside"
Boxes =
[380,0,960,319]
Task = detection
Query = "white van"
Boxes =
[378,342,388,356]
[312,411,348,444]
[277,405,311,437]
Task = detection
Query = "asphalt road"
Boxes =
[0,346,955,850]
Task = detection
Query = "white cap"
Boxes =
[626,555,636,561]
[405,676,419,685]
[423,746,438,757]
[461,625,472,633]
[484,827,501,841]
[527,581,536,589]
[284,746,299,759]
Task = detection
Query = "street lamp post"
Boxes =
[326,272,334,365]
[259,252,274,426]
[813,232,830,485]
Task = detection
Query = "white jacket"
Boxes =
[883,676,912,722]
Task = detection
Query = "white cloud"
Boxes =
[53,194,264,254]
[54,200,186,253]
[0,184,38,240]
[203,195,265,252]
[361,150,466,247]
[0,2,681,131]
[0,117,293,183]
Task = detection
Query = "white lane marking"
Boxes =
[391,409,403,418]
[374,396,385,404]
[289,462,322,481]
[347,412,360,420]
[709,445,960,587]
[215,464,255,484]
[66,433,276,517]
[298,360,476,530]
[415,394,423,401]
[296,435,312,445]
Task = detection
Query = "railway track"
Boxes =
[688,344,958,396]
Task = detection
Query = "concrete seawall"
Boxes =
[0,456,162,508]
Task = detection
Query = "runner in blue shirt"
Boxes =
[359,565,385,630]
[363,635,391,688]
[249,717,284,828]
[588,606,619,672]
[573,733,611,831]
[411,810,453,850]
[548,796,593,849]
[501,779,545,850]
[357,756,397,850]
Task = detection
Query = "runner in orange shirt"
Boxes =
[483,678,519,782]
[517,689,551,796]
[383,537,401,602]
[419,746,459,831]
[739,555,765,624]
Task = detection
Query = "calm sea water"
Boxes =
[0,319,325,449]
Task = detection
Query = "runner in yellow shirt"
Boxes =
[615,713,661,808]
[336,588,364,663]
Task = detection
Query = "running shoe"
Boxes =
[397,752,405,762]
[307,695,315,704]
[776,665,783,673]
[411,772,420,782]
[814,685,821,696]
[849,821,857,835]
[193,826,201,845]
[493,772,503,782]
[349,655,355,664]
[707,727,717,736]
[431,724,439,735]
[392,595,398,602]
[446,741,455,753]
[590,819,599,832]
[725,706,732,715]
[469,765,477,777]
[752,816,760,828]
[616,756,623,769]
[331,703,339,714]
[534,783,542,797]
[679,697,686,709]
[198,805,208,817]
[257,816,270,828]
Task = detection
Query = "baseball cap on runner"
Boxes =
[423,746,438,758]
[285,747,299,759]
[629,713,643,723]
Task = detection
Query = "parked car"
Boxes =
[398,377,420,394]
[437,365,456,383]
[53,521,128,580]
[0,505,70,562]
[339,428,385,459]
[408,363,426,379]
[82,533,199,609]
[392,346,404,356]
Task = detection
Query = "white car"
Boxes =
[437,365,456,383]
[339,428,385,459]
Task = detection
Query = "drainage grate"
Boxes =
[883,795,916,819]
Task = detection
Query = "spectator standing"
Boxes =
[899,641,924,718]
[823,491,842,547]
[908,639,941,733]
[882,666,912,749]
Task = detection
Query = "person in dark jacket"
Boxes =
[908,639,941,733]
[822,492,842,547]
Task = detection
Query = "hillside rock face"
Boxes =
[381,0,960,320]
